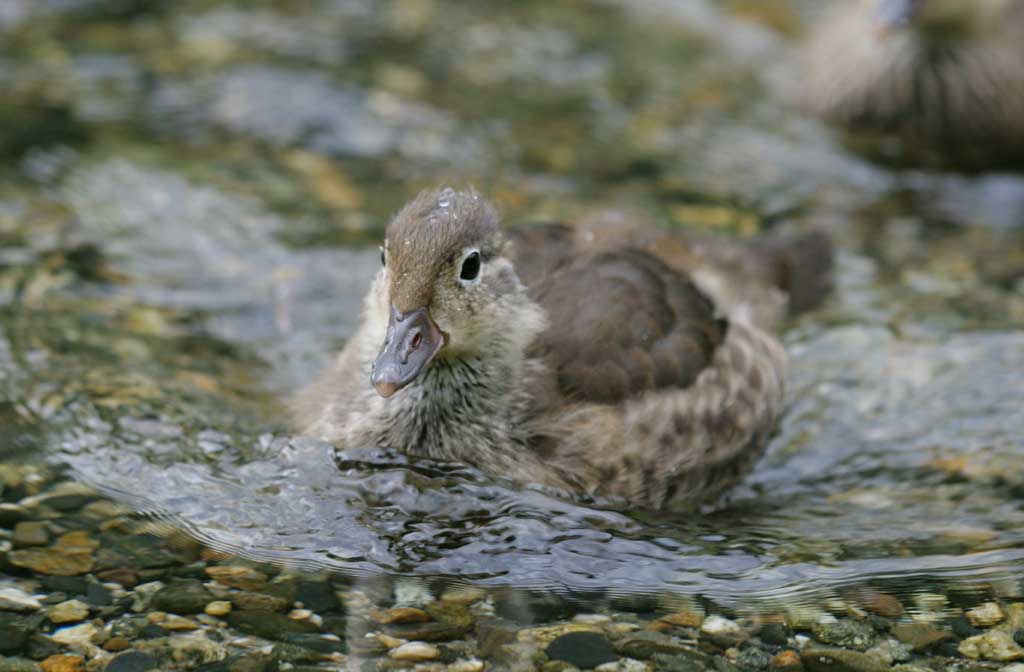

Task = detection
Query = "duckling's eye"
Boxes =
[459,251,481,282]
[380,246,386,268]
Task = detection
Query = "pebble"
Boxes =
[0,588,41,613]
[7,547,93,577]
[164,633,227,665]
[151,580,214,615]
[130,583,164,613]
[813,619,877,650]
[855,589,903,618]
[890,622,952,651]
[230,591,289,612]
[958,630,1024,661]
[102,638,131,652]
[546,632,618,669]
[951,615,982,638]
[0,658,41,672]
[161,614,200,631]
[966,602,1006,627]
[769,650,801,670]
[227,610,320,641]
[50,622,99,648]
[701,615,747,646]
[377,635,406,649]
[204,566,268,591]
[47,600,90,624]
[204,601,232,617]
[660,611,704,628]
[38,656,83,672]
[448,659,485,672]
[104,651,159,672]
[759,623,791,646]
[372,607,432,624]
[801,648,889,672]
[11,523,49,548]
[388,641,440,661]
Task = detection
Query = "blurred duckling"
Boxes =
[293,187,832,511]
[802,0,1024,168]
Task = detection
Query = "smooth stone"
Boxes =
[7,548,93,577]
[47,601,90,624]
[736,647,772,670]
[294,581,340,614]
[102,638,132,652]
[204,566,268,591]
[382,602,472,642]
[950,616,982,639]
[225,653,272,672]
[11,523,49,548]
[227,610,320,641]
[388,642,440,661]
[769,650,801,670]
[25,635,60,661]
[660,612,704,628]
[160,614,200,631]
[0,613,38,654]
[0,658,40,672]
[759,623,791,647]
[270,643,323,665]
[958,630,1024,661]
[615,632,707,662]
[164,634,226,665]
[230,591,289,613]
[38,655,84,672]
[150,580,214,615]
[854,590,903,618]
[966,602,1006,627]
[104,651,159,672]
[50,623,99,650]
[650,653,706,672]
[372,607,431,624]
[205,601,232,617]
[448,659,485,672]
[546,632,618,669]
[0,589,41,613]
[701,616,746,647]
[811,620,875,650]
[890,622,952,651]
[801,648,889,672]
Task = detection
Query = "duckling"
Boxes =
[801,0,1024,168]
[292,188,832,511]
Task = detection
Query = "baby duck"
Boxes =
[293,188,832,511]
[801,0,1024,167]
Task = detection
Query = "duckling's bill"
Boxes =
[370,305,447,398]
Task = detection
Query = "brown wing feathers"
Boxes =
[528,250,726,404]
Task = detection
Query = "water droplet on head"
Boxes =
[437,187,455,209]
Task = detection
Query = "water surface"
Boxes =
[2,0,1024,613]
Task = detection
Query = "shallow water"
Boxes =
[2,0,1024,618]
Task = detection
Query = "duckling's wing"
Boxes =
[528,249,726,404]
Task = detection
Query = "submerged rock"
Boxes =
[801,648,889,672]
[958,629,1024,661]
[545,632,618,669]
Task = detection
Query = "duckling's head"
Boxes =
[370,187,536,398]
[870,0,1012,38]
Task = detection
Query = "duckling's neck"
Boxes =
[376,353,531,462]
[358,293,548,468]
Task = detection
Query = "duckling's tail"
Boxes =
[758,230,834,317]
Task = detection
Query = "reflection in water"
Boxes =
[1,0,1023,616]
[34,189,1024,604]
